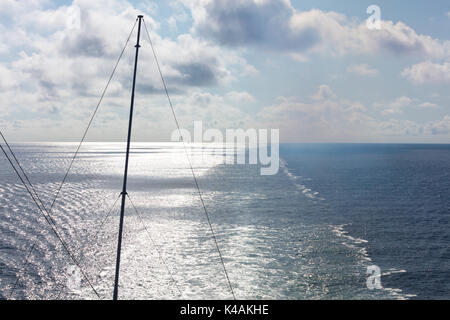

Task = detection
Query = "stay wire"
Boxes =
[0,131,72,296]
[0,144,100,298]
[0,19,138,299]
[94,193,121,241]
[142,19,236,300]
[47,19,138,215]
[126,193,183,298]
[0,132,95,297]
[8,244,35,299]
[54,192,121,300]
[0,131,54,224]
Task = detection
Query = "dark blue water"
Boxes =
[280,144,450,299]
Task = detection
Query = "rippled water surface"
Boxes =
[0,143,449,299]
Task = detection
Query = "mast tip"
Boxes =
[138,15,144,18]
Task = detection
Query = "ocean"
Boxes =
[0,142,449,300]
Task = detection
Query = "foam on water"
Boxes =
[280,159,324,201]
[280,157,413,300]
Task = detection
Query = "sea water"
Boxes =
[0,143,449,300]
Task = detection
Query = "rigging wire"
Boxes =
[1,16,236,300]
[53,192,121,300]
[142,18,236,300]
[8,244,35,299]
[47,18,138,215]
[0,131,95,297]
[93,193,122,241]
[126,193,183,298]
[0,19,139,300]
[0,143,100,298]
[0,131,67,293]
[0,131,54,225]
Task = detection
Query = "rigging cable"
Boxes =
[126,193,183,297]
[93,193,122,241]
[0,131,54,225]
[0,143,100,298]
[142,18,236,300]
[0,132,97,297]
[47,18,138,215]
[0,19,139,299]
[8,244,35,299]
[54,192,121,300]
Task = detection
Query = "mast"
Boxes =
[113,14,143,300]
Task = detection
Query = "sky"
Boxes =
[0,0,449,143]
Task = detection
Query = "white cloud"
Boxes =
[0,64,19,90]
[0,0,258,141]
[374,96,413,115]
[425,115,450,135]
[312,85,336,101]
[0,25,9,54]
[240,64,259,77]
[166,0,188,32]
[255,86,378,142]
[226,91,257,103]
[182,0,450,59]
[418,102,438,108]
[167,16,178,32]
[402,61,450,84]
[0,0,45,16]
[139,1,158,15]
[378,119,424,136]
[173,90,252,126]
[255,87,450,141]
[1,0,449,143]
[18,4,82,32]
[347,63,378,76]
[375,97,442,115]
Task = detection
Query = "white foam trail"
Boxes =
[279,159,324,201]
[332,224,415,300]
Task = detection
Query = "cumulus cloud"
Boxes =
[418,102,438,108]
[375,96,413,115]
[255,86,378,142]
[0,0,43,17]
[172,91,252,127]
[255,87,450,141]
[347,63,378,76]
[130,90,253,141]
[378,119,424,136]
[165,1,189,32]
[1,0,449,143]
[0,64,19,90]
[312,85,336,101]
[375,97,442,116]
[0,0,257,140]
[0,25,9,54]
[425,115,450,135]
[182,0,450,59]
[226,91,257,103]
[402,61,450,84]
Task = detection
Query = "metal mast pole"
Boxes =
[113,15,143,300]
